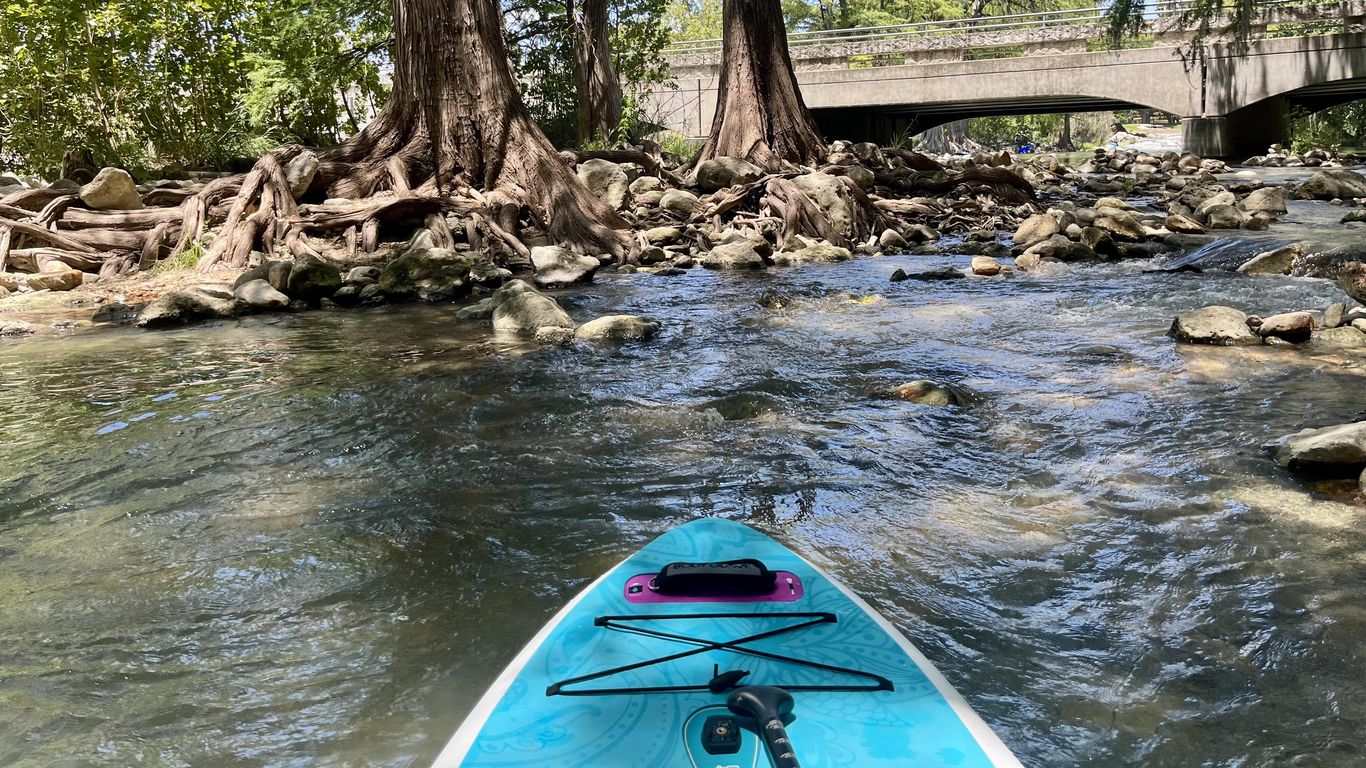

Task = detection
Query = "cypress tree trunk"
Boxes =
[693,0,826,172]
[569,0,624,145]
[195,0,630,268]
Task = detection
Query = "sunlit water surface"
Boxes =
[3,194,1366,768]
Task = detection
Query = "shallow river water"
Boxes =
[3,189,1366,767]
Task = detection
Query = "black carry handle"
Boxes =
[654,559,776,595]
[727,686,800,768]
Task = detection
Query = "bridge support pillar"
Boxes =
[1183,98,1290,159]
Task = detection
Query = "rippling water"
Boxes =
[3,217,1366,767]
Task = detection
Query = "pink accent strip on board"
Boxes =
[623,572,805,604]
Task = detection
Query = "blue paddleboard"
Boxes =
[434,518,1023,767]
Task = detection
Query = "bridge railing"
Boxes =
[662,0,1357,57]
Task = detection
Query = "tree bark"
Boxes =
[569,0,624,145]
[693,0,826,172]
[1058,113,1075,151]
[192,0,630,268]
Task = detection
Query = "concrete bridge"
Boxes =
[647,1,1366,158]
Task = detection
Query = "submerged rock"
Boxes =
[883,380,960,407]
[771,244,851,266]
[575,315,661,342]
[1169,306,1260,345]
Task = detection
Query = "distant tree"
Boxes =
[692,0,826,171]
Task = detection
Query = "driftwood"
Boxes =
[5,247,113,273]
[59,206,184,231]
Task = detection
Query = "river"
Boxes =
[2,175,1365,767]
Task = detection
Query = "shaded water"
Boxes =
[3,227,1366,767]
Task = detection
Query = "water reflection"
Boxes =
[1,227,1365,767]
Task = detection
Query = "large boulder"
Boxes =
[135,287,239,328]
[234,279,290,310]
[1311,326,1366,349]
[1168,305,1261,345]
[1092,211,1147,241]
[530,245,600,288]
[79,167,142,210]
[1165,213,1206,234]
[1298,169,1366,200]
[695,157,763,192]
[1239,186,1288,214]
[1013,214,1060,249]
[287,256,343,302]
[490,279,573,336]
[574,314,661,342]
[378,248,475,301]
[1339,261,1366,303]
[0,270,82,292]
[1270,421,1366,470]
[1203,204,1250,230]
[702,241,766,270]
[792,173,857,237]
[577,159,630,211]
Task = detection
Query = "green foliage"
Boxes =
[0,0,389,177]
[150,240,205,275]
[1291,101,1366,152]
[510,0,671,148]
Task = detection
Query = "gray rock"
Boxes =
[1013,213,1060,249]
[574,314,661,342]
[455,297,496,321]
[629,176,662,196]
[772,244,852,265]
[1324,302,1345,329]
[1256,311,1315,342]
[0,320,35,336]
[91,302,141,325]
[135,288,240,328]
[234,279,290,310]
[792,173,857,237]
[534,326,575,345]
[643,226,684,245]
[379,248,474,301]
[577,159,630,210]
[842,165,875,189]
[1165,213,1206,234]
[660,188,701,217]
[1169,305,1261,345]
[287,256,343,302]
[1203,204,1249,229]
[883,380,960,407]
[1311,326,1366,349]
[1340,262,1366,303]
[695,157,763,192]
[1271,421,1366,469]
[905,224,939,243]
[0,269,83,292]
[638,246,668,265]
[702,241,766,270]
[893,266,965,281]
[1239,186,1288,214]
[284,150,319,199]
[531,245,600,288]
[490,279,573,335]
[79,167,142,210]
[1092,212,1146,241]
[344,266,381,285]
[971,256,1002,275]
[1015,252,1042,270]
[1025,234,1095,261]
[1237,245,1300,275]
[470,260,512,289]
[1298,169,1366,200]
[878,229,909,250]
